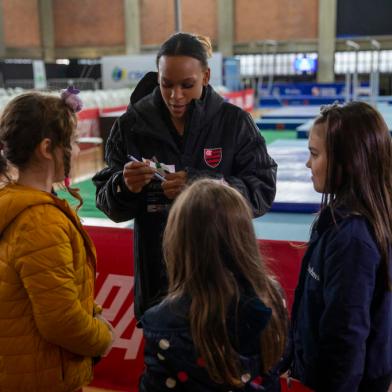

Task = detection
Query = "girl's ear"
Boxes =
[203,67,211,86]
[37,138,53,160]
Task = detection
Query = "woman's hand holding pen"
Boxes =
[162,171,187,199]
[123,161,156,193]
[123,155,187,198]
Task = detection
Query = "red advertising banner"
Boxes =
[77,108,101,138]
[222,89,255,112]
[75,88,255,142]
[76,106,128,140]
[84,225,309,391]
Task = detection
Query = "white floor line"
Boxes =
[72,172,98,184]
[82,217,133,228]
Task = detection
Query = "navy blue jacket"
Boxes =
[139,295,277,391]
[291,208,392,392]
[93,73,277,319]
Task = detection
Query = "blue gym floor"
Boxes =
[71,101,392,244]
[259,102,392,138]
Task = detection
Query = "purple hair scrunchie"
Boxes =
[61,86,83,113]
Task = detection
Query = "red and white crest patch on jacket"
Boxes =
[204,148,222,168]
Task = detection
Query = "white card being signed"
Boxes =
[142,158,175,176]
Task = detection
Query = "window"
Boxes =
[334,50,392,74]
[236,52,318,77]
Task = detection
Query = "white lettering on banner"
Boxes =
[77,118,100,137]
[244,93,254,108]
[95,274,143,360]
[234,96,243,108]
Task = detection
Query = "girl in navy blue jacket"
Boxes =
[291,102,392,391]
[140,179,288,391]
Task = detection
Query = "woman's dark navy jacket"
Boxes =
[291,207,392,391]
[139,295,275,391]
[92,73,277,320]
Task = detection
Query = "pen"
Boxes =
[127,154,166,182]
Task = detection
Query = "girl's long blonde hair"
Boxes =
[163,179,288,387]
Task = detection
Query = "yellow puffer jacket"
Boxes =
[0,184,112,392]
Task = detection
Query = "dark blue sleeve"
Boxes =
[139,333,179,392]
[316,235,379,391]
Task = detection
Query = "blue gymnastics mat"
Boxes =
[256,106,321,131]
[262,106,320,120]
[259,96,345,107]
[253,212,313,241]
[268,139,321,213]
[296,103,392,138]
[296,120,315,139]
[256,118,306,130]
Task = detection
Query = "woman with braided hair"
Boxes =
[0,90,114,392]
[93,32,277,320]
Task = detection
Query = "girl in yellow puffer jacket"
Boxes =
[0,89,114,392]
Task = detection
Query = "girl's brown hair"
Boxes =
[314,101,392,289]
[0,92,82,207]
[163,179,288,387]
